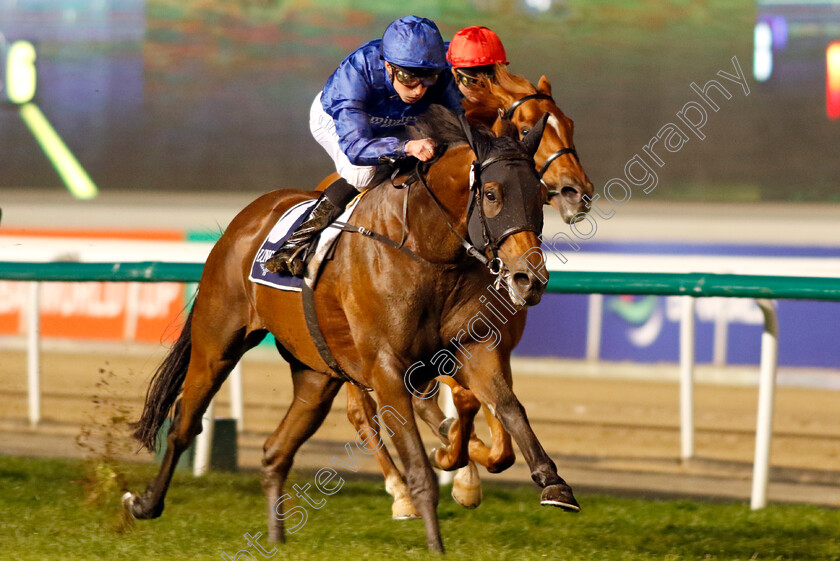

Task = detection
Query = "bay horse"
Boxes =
[124,107,578,552]
[342,66,594,517]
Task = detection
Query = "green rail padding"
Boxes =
[544,271,840,301]
[2,262,840,301]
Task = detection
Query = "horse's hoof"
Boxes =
[121,492,135,512]
[121,492,145,519]
[452,461,482,509]
[438,417,455,443]
[391,497,421,520]
[540,483,580,512]
[122,492,164,519]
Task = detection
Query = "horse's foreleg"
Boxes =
[467,404,515,473]
[459,354,579,512]
[430,382,480,472]
[345,385,419,520]
[372,365,443,553]
[262,368,343,543]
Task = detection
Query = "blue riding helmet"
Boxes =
[381,15,448,71]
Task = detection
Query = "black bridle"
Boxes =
[502,93,578,180]
[334,156,526,275]
[338,119,543,277]
[415,155,529,273]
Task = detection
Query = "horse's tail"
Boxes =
[132,306,194,452]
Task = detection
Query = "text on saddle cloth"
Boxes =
[249,195,364,291]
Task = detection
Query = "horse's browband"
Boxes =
[478,154,533,173]
[502,93,554,120]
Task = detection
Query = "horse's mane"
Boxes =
[463,64,539,118]
[493,64,539,98]
[411,104,485,149]
[370,105,496,186]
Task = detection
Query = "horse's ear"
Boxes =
[522,113,549,157]
[492,116,519,139]
[537,75,552,97]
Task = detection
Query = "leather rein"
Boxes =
[330,97,569,275]
[331,152,524,276]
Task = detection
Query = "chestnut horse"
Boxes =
[125,107,578,552]
[342,66,594,517]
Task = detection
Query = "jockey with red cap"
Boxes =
[447,26,509,104]
[266,15,463,276]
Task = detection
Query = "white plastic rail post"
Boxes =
[679,296,695,461]
[27,282,41,427]
[438,382,457,486]
[712,297,729,366]
[229,362,244,433]
[123,282,141,341]
[586,293,604,361]
[193,398,215,477]
[751,299,779,510]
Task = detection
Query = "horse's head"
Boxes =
[464,65,594,223]
[467,115,549,306]
[413,105,549,307]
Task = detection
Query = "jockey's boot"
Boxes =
[264,178,357,276]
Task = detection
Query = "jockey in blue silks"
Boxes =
[266,15,464,277]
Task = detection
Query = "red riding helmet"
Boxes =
[447,26,508,68]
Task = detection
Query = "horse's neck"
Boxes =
[465,104,499,128]
[354,147,474,265]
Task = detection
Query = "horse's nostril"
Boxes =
[513,272,535,291]
[513,272,543,292]
[561,186,580,201]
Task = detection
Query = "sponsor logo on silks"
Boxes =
[369,115,415,127]
[607,295,664,348]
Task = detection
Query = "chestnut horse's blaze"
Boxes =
[124,107,578,553]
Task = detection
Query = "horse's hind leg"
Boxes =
[262,368,343,543]
[125,306,260,520]
[411,379,449,441]
[345,385,419,520]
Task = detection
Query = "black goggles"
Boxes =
[392,66,440,88]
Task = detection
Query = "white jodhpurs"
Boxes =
[310,92,376,190]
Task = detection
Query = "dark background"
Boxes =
[1,0,838,201]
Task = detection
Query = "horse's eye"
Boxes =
[521,128,531,136]
[486,191,497,202]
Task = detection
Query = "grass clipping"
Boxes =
[75,364,139,533]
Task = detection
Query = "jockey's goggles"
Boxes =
[392,66,440,88]
[454,67,494,88]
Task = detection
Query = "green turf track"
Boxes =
[1,456,838,560]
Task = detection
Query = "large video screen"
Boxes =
[1,1,838,201]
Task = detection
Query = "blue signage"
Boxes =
[515,242,840,369]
